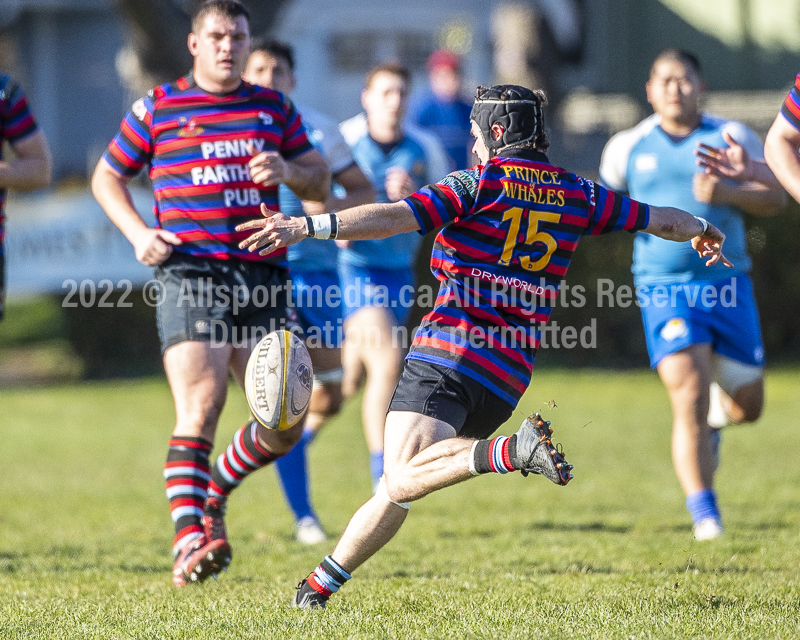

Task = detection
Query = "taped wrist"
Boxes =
[304,213,339,239]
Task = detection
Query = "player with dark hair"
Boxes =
[237,84,732,608]
[0,73,52,319]
[600,49,783,541]
[92,0,330,587]
[243,38,375,544]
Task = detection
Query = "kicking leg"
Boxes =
[294,410,572,607]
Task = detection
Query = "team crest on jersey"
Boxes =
[635,153,658,173]
[440,174,468,197]
[131,98,147,122]
[178,117,205,137]
[258,111,273,125]
[660,318,688,342]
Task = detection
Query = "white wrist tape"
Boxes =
[695,216,709,235]
[310,213,332,239]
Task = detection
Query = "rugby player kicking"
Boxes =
[238,85,731,608]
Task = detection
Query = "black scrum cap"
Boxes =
[470,85,544,154]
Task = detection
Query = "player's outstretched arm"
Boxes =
[765,113,800,205]
[645,205,733,267]
[92,158,181,266]
[237,201,419,256]
[0,130,52,191]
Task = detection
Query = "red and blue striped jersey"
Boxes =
[1,74,39,254]
[403,148,649,406]
[780,73,800,132]
[103,75,312,262]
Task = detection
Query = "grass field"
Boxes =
[1,368,799,639]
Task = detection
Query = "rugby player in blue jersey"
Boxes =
[238,84,731,608]
[338,62,449,491]
[243,39,375,544]
[600,50,783,541]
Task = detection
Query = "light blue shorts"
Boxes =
[638,275,764,368]
[291,268,344,348]
[339,263,415,327]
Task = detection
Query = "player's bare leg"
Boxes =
[294,411,572,607]
[163,340,235,586]
[306,346,344,433]
[165,340,233,442]
[657,344,722,539]
[712,378,764,424]
[343,306,404,488]
[319,413,463,574]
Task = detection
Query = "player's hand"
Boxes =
[385,166,415,201]
[249,150,290,186]
[236,203,306,256]
[695,131,752,181]
[690,221,734,268]
[132,228,182,266]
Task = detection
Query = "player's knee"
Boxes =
[254,421,302,455]
[311,374,344,419]
[378,475,411,509]
[733,394,763,423]
[314,389,343,419]
[716,356,764,424]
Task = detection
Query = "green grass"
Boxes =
[1,369,799,639]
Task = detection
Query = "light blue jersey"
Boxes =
[600,114,763,286]
[338,114,434,270]
[280,102,357,272]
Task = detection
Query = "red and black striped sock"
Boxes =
[164,436,212,555]
[470,435,517,475]
[307,555,352,596]
[208,421,278,498]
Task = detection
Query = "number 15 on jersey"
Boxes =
[498,207,562,272]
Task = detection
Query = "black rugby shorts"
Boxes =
[388,357,515,439]
[154,252,298,352]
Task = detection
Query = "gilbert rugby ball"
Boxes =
[245,330,313,430]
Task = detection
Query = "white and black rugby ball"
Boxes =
[245,330,313,430]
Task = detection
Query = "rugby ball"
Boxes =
[244,330,313,430]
